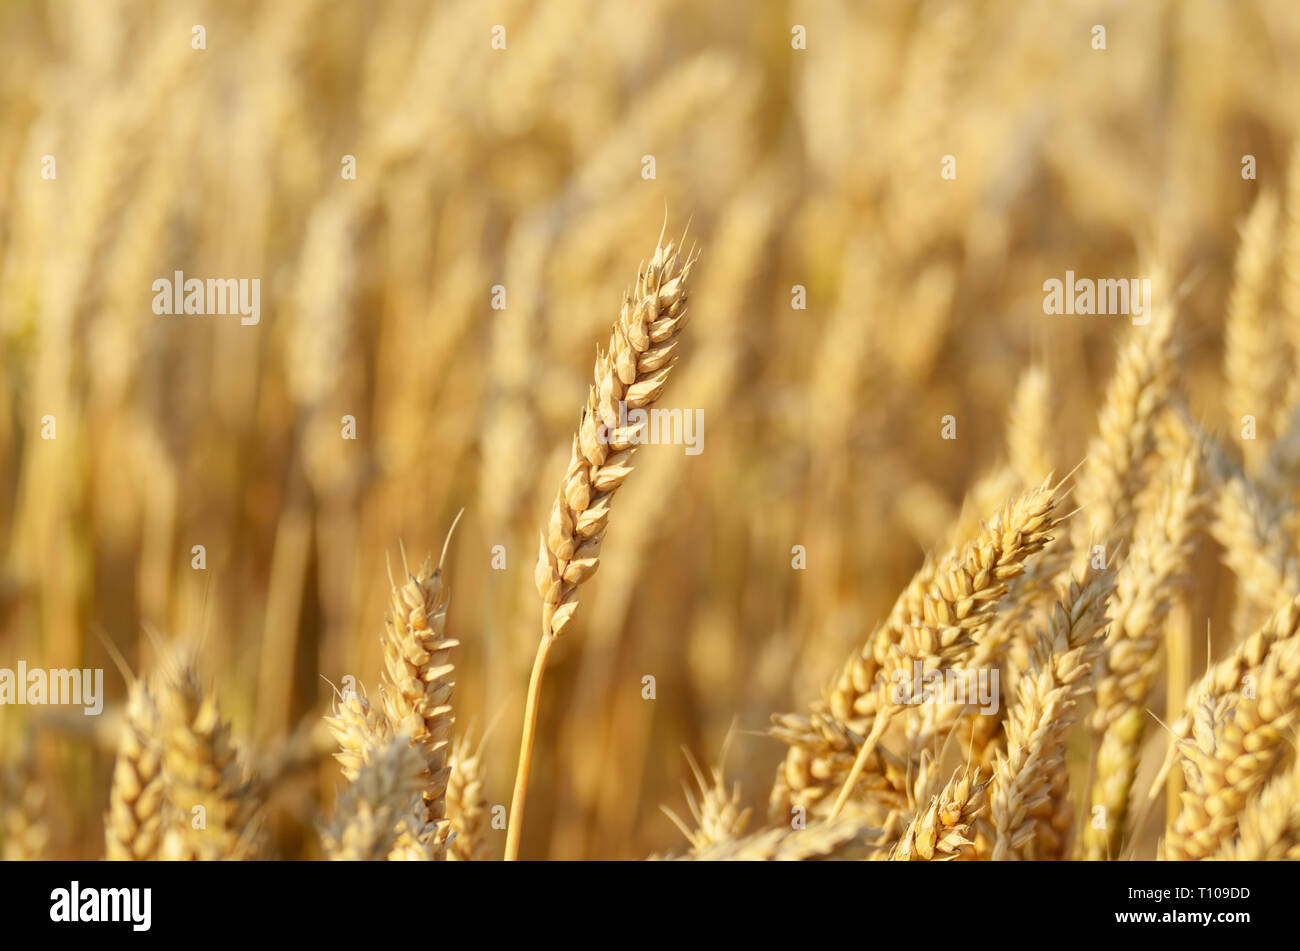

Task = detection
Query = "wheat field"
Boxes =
[3,0,1300,862]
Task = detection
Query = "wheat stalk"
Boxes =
[506,229,698,861]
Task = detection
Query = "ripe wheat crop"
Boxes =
[3,0,1300,865]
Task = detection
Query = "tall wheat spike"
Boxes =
[507,229,698,860]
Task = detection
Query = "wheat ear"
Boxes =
[156,651,263,860]
[1175,408,1300,621]
[890,766,987,861]
[661,747,753,854]
[1084,452,1203,859]
[105,677,165,860]
[1164,635,1300,859]
[1146,593,1300,808]
[321,731,425,861]
[1071,278,1176,546]
[378,514,461,857]
[1213,744,1300,860]
[819,478,1065,820]
[1224,190,1284,469]
[669,814,883,861]
[324,684,393,783]
[446,733,489,861]
[1,745,50,861]
[506,231,697,861]
[770,478,1063,820]
[990,563,1115,860]
[1008,364,1054,487]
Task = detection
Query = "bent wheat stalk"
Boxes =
[505,231,698,860]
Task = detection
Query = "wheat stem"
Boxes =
[505,631,555,861]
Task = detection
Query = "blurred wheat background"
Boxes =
[3,0,1300,860]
